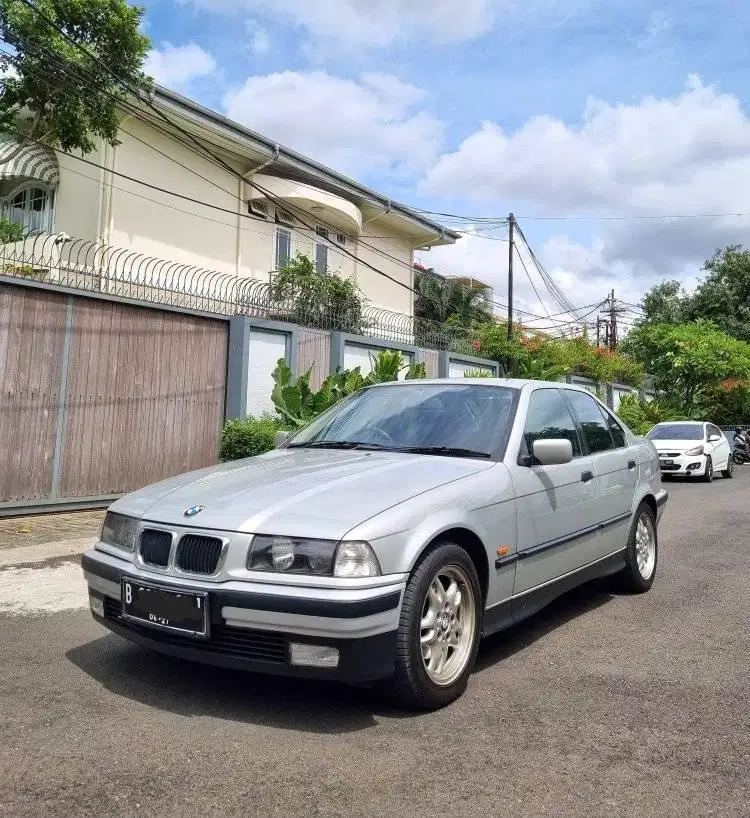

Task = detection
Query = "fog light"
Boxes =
[289,643,339,668]
[89,594,104,617]
[687,462,701,471]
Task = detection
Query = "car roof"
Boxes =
[367,377,596,392]
[652,420,707,425]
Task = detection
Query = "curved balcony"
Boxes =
[247,173,363,235]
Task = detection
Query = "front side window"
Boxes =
[565,390,615,454]
[288,383,517,458]
[522,389,582,458]
[6,185,54,234]
[275,226,291,270]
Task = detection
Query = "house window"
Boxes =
[315,227,329,274]
[275,226,292,270]
[5,184,54,234]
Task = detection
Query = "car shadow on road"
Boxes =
[475,578,615,671]
[66,634,394,734]
[66,578,615,734]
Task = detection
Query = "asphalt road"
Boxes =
[1,473,748,817]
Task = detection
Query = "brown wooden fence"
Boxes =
[0,280,228,512]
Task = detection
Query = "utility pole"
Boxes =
[609,289,617,350]
[507,213,514,341]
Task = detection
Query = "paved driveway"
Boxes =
[0,473,748,817]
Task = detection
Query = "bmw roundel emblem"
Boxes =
[184,505,205,518]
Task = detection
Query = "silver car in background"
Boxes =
[82,379,667,710]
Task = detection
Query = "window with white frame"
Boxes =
[275,226,292,270]
[4,184,54,234]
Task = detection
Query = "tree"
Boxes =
[639,280,686,325]
[620,320,750,416]
[688,245,750,342]
[414,266,493,329]
[635,246,750,343]
[0,0,151,158]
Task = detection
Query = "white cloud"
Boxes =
[182,0,497,48]
[422,76,750,287]
[144,43,217,90]
[247,22,271,56]
[223,71,442,175]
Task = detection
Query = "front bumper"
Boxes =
[82,549,404,683]
[659,453,708,476]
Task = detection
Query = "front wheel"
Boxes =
[386,542,482,710]
[702,456,714,482]
[616,502,658,593]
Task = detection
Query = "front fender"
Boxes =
[344,463,517,577]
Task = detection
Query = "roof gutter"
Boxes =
[151,86,461,243]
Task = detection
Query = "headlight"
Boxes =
[100,512,139,552]
[685,445,705,456]
[247,536,381,577]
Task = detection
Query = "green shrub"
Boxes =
[463,369,492,378]
[219,415,286,462]
[616,394,684,436]
[270,350,427,427]
[0,219,24,245]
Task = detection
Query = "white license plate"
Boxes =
[660,459,673,466]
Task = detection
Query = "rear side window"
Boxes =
[565,390,615,454]
[522,389,582,458]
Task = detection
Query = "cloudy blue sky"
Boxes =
[142,0,750,322]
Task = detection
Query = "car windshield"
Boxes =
[647,424,704,441]
[287,383,517,458]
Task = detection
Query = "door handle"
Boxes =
[581,470,594,483]
[628,460,636,470]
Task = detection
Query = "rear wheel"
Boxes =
[386,542,481,710]
[617,502,657,593]
[722,456,734,479]
[702,456,714,482]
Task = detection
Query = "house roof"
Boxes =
[148,86,460,247]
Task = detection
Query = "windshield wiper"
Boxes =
[394,446,491,459]
[287,440,389,450]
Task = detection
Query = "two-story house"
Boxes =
[0,85,459,319]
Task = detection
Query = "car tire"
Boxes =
[616,502,658,594]
[722,456,734,479]
[385,542,482,711]
[702,456,714,482]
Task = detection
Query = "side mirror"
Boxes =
[532,438,573,466]
[274,431,290,448]
[708,434,721,442]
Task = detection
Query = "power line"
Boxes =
[3,6,604,332]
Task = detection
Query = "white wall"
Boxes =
[355,226,414,315]
[246,329,288,416]
[53,146,104,241]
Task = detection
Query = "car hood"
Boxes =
[110,449,495,540]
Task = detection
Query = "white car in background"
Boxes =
[647,421,733,481]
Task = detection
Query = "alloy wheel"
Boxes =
[420,565,476,687]
[635,512,656,581]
